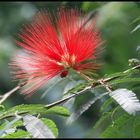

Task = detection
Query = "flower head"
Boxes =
[10,9,103,95]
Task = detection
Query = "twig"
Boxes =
[1,64,140,108]
[45,64,140,109]
[0,64,140,120]
[0,86,20,104]
[77,71,93,82]
[99,80,113,92]
[103,64,140,83]
[0,83,25,105]
[45,86,91,108]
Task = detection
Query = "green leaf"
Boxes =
[104,68,139,79]
[0,121,7,131]
[0,117,22,136]
[23,115,55,138]
[0,104,70,120]
[133,117,140,138]
[63,80,84,95]
[110,77,140,85]
[67,92,108,124]
[0,105,5,113]
[0,117,59,138]
[91,112,112,137]
[0,119,23,130]
[104,72,128,79]
[100,114,135,138]
[45,106,70,117]
[11,120,23,128]
[41,118,58,137]
[2,130,30,138]
[64,82,90,96]
[131,24,140,33]
[91,108,126,137]
[109,88,140,115]
[100,98,114,113]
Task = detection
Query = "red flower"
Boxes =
[10,9,103,95]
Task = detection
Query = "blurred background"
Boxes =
[0,1,140,138]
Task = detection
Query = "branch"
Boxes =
[45,64,140,109]
[0,64,139,120]
[0,86,20,104]
[45,86,91,108]
[103,64,140,83]
[1,64,140,107]
[0,83,25,104]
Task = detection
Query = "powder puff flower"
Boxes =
[10,9,103,95]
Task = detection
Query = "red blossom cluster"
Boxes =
[10,9,103,95]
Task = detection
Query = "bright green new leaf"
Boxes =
[41,118,58,137]
[0,104,70,120]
